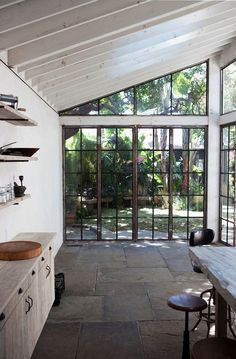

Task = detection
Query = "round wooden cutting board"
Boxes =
[0,241,42,260]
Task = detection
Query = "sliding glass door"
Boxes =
[64,126,206,241]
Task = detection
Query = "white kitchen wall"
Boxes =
[0,62,63,253]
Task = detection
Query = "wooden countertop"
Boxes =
[0,232,56,315]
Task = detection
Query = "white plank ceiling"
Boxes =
[0,0,236,111]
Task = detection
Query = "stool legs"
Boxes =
[182,312,190,359]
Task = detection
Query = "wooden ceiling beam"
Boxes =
[38,29,235,96]
[7,1,211,66]
[17,1,229,72]
[0,0,98,32]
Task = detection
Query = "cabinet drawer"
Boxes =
[0,277,28,331]
[38,243,53,270]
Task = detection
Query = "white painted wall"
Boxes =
[0,62,63,253]
[207,57,221,241]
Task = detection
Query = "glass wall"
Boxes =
[64,126,206,241]
[60,62,207,116]
[222,60,236,114]
[220,124,235,246]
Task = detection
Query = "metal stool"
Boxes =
[191,337,236,359]
[167,293,207,359]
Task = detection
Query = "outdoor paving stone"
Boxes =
[48,296,103,321]
[95,281,147,296]
[125,247,166,268]
[98,267,174,283]
[32,322,80,359]
[103,295,154,321]
[76,322,144,359]
[139,320,206,359]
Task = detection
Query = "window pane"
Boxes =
[117,128,133,150]
[154,151,169,172]
[153,128,169,150]
[189,150,204,172]
[189,129,205,149]
[189,218,204,232]
[173,128,188,149]
[154,218,169,239]
[101,128,116,149]
[189,173,204,194]
[136,75,171,115]
[221,219,227,243]
[221,151,228,173]
[65,128,81,150]
[229,125,236,148]
[60,101,98,115]
[173,196,188,217]
[222,127,229,149]
[65,151,81,173]
[100,89,134,114]
[220,174,228,196]
[138,129,153,149]
[173,218,187,239]
[223,61,236,114]
[82,128,97,150]
[189,196,204,217]
[172,63,207,115]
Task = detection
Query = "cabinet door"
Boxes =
[38,252,54,335]
[0,298,25,359]
[24,277,39,358]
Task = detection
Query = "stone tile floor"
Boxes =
[32,240,224,359]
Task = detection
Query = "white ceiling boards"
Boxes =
[1,0,236,111]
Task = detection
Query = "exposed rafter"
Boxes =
[7,1,212,66]
[0,0,235,111]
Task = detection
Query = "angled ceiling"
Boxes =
[0,0,236,111]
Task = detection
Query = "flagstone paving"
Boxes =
[32,240,222,359]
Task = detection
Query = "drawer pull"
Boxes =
[32,270,36,276]
[0,312,5,321]
[46,265,51,278]
[25,299,31,314]
[41,257,45,261]
[18,288,23,294]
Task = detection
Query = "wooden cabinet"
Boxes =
[38,244,54,334]
[0,233,55,359]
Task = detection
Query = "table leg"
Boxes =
[215,291,227,337]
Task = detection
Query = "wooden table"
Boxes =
[189,246,236,337]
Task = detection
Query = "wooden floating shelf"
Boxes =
[0,102,38,126]
[0,194,31,210]
[0,154,38,162]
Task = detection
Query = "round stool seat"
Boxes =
[191,337,236,359]
[167,293,207,312]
